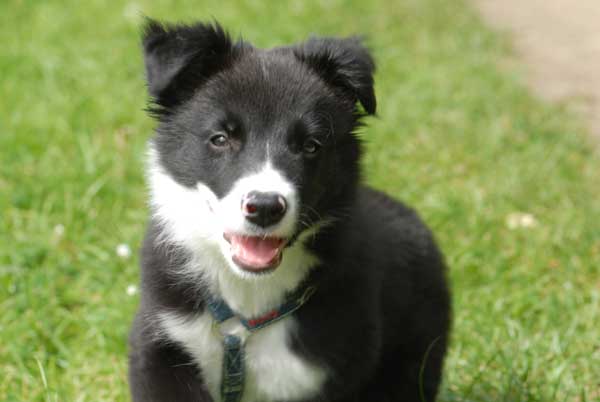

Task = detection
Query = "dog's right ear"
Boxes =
[142,19,240,113]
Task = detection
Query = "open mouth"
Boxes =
[224,233,287,273]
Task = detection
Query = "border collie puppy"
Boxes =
[129,19,451,402]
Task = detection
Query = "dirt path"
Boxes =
[473,0,600,138]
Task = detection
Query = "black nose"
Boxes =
[242,191,287,228]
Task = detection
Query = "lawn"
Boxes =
[1,0,599,401]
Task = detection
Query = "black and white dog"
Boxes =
[129,19,451,402]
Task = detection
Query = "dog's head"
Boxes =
[143,20,375,279]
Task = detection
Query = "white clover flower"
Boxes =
[126,284,138,296]
[506,212,538,229]
[53,224,65,237]
[520,214,536,227]
[116,243,132,259]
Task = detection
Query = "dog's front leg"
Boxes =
[129,339,212,402]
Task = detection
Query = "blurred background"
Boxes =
[1,0,599,401]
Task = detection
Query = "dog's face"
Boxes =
[143,21,375,278]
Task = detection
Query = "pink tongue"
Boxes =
[230,235,284,268]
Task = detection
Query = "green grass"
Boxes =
[1,0,599,401]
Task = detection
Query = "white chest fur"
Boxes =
[160,311,327,402]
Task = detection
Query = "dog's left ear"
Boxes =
[295,37,376,115]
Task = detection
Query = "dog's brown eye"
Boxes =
[210,134,229,148]
[303,138,321,155]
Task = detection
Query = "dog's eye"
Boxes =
[303,138,322,155]
[209,134,229,148]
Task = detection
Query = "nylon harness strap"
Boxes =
[206,285,317,402]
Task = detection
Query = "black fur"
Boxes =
[129,19,451,402]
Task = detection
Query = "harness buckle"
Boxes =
[216,316,250,345]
